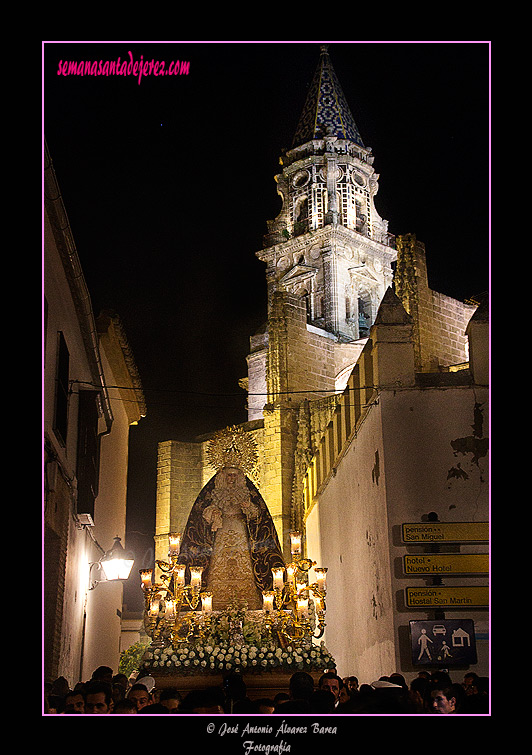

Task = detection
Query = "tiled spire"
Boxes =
[292,45,364,148]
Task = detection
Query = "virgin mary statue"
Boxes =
[176,430,285,610]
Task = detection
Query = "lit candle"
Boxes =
[168,532,181,556]
[190,566,204,591]
[286,563,298,582]
[272,567,285,591]
[201,592,213,615]
[140,569,153,590]
[262,591,275,613]
[290,531,302,557]
[174,564,186,587]
[314,567,328,594]
[314,595,325,614]
[296,581,307,596]
[296,597,309,619]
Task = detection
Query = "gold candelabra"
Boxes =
[262,530,328,645]
[140,533,214,648]
[140,530,328,650]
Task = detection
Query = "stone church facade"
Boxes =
[155,47,478,565]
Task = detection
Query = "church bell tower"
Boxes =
[258,45,396,344]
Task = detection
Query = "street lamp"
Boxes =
[89,537,134,589]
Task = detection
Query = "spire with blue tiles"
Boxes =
[292,45,364,149]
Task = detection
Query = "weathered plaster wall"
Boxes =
[305,402,396,682]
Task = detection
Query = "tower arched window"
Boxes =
[294,197,308,236]
[301,289,311,322]
[358,295,371,337]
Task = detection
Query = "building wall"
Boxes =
[303,292,489,683]
[155,440,206,567]
[305,400,396,681]
[80,326,138,680]
[44,202,104,684]
[380,385,489,678]
[395,234,476,371]
[246,328,268,421]
[43,146,145,686]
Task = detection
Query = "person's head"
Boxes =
[64,691,85,714]
[112,673,129,691]
[139,703,170,714]
[289,671,314,701]
[91,666,114,684]
[318,672,342,701]
[159,688,182,712]
[431,670,452,688]
[112,698,137,714]
[224,670,247,701]
[47,694,65,714]
[275,699,311,713]
[84,681,113,714]
[51,676,70,697]
[128,683,151,711]
[431,686,458,714]
[111,675,128,704]
[463,672,479,695]
[181,687,225,714]
[255,697,275,714]
[409,676,430,713]
[309,689,336,713]
[389,673,407,689]
[338,685,350,704]
[343,676,359,694]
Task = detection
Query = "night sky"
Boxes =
[43,41,490,608]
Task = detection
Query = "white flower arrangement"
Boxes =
[143,638,335,675]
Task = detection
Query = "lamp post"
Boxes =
[89,537,135,589]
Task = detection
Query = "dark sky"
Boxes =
[43,41,490,606]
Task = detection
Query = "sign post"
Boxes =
[402,522,489,544]
[405,586,488,608]
[403,553,488,576]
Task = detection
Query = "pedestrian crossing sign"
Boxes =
[409,619,478,667]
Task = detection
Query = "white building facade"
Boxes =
[43,143,146,685]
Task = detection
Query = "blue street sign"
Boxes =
[409,619,477,666]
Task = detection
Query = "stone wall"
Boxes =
[395,234,476,371]
[155,440,209,566]
[419,290,475,369]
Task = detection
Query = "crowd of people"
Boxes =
[44,665,489,715]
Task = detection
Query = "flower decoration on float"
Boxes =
[143,636,335,674]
